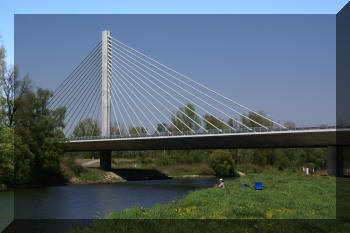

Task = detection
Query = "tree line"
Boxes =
[72,102,274,138]
[72,105,328,176]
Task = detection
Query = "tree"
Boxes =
[14,87,66,185]
[302,148,327,169]
[71,118,100,159]
[13,131,34,184]
[203,114,226,130]
[1,64,31,128]
[0,127,14,184]
[284,121,296,129]
[241,110,273,129]
[0,40,5,125]
[227,118,238,129]
[208,150,236,177]
[129,126,147,135]
[157,122,169,133]
[111,121,126,136]
[1,69,16,127]
[72,118,100,137]
[171,103,201,132]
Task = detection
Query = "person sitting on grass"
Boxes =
[215,178,225,188]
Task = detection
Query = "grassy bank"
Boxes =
[60,156,215,184]
[105,173,335,219]
[60,157,124,184]
[112,158,215,177]
[67,173,340,233]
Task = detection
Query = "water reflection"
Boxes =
[0,191,14,232]
[14,178,217,219]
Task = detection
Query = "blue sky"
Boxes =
[15,14,336,126]
[2,1,349,127]
[1,0,348,65]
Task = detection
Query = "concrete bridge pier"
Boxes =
[100,150,111,171]
[327,146,343,177]
[99,30,111,171]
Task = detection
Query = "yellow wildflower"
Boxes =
[266,210,273,219]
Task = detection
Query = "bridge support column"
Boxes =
[100,150,111,171]
[101,30,111,138]
[327,146,343,177]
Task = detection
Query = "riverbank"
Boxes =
[66,173,338,232]
[60,157,216,184]
[106,173,336,219]
[0,158,216,190]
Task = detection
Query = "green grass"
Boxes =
[158,163,214,177]
[78,168,106,182]
[112,160,215,178]
[66,174,344,233]
[61,156,121,183]
[105,174,335,219]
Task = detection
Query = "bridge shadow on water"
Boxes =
[109,168,171,181]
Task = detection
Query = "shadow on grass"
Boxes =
[109,168,171,181]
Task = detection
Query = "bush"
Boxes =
[155,155,176,166]
[0,127,14,185]
[138,156,153,164]
[207,150,236,177]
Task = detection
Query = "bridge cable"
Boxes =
[109,47,231,132]
[64,66,102,135]
[109,52,209,132]
[48,42,101,108]
[49,45,102,111]
[51,48,101,113]
[110,81,130,136]
[109,89,122,136]
[108,76,140,136]
[108,72,137,136]
[110,65,169,135]
[110,60,182,134]
[107,64,123,136]
[63,59,101,121]
[109,56,200,133]
[110,36,285,129]
[109,42,246,131]
[61,55,102,124]
[108,70,151,135]
[109,55,206,133]
[65,70,102,136]
[89,88,102,137]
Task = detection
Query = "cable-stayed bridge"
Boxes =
[48,30,349,175]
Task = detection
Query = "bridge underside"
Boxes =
[65,129,349,152]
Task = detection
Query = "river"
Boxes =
[0,178,217,226]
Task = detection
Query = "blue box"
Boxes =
[255,182,262,190]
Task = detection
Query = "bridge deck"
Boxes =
[65,128,350,151]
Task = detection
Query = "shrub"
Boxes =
[155,154,176,166]
[207,150,236,177]
[138,156,153,164]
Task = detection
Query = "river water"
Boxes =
[1,178,217,222]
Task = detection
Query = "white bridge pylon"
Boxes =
[48,30,287,138]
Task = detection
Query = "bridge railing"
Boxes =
[68,124,341,141]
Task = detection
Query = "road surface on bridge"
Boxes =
[65,128,350,152]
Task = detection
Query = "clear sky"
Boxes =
[1,0,349,65]
[14,14,337,126]
[1,1,348,127]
